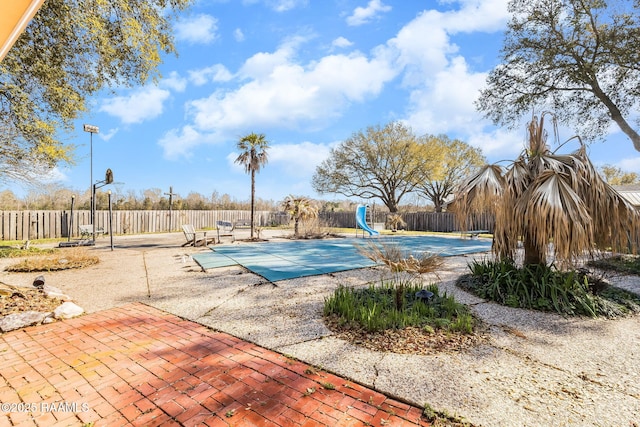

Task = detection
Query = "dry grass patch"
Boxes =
[5,248,99,272]
[357,240,444,274]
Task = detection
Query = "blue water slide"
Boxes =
[355,205,379,236]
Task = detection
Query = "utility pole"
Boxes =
[164,186,178,232]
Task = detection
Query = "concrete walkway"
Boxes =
[1,303,430,426]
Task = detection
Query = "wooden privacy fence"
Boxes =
[318,211,495,233]
[0,210,494,241]
[401,212,494,232]
[0,210,283,241]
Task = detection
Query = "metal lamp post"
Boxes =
[83,124,99,240]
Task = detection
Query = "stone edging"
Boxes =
[0,284,85,333]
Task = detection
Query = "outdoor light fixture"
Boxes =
[83,124,99,133]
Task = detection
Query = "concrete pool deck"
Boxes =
[0,230,639,426]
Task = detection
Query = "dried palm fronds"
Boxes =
[453,113,640,267]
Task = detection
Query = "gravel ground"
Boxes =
[0,230,639,426]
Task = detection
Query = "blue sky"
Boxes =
[11,0,640,204]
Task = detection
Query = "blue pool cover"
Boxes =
[192,235,492,282]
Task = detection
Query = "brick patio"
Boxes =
[0,303,431,426]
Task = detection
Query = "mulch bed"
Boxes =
[0,287,61,316]
[324,315,489,355]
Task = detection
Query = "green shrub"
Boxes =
[324,280,475,333]
[459,259,640,318]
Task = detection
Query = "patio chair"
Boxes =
[216,220,234,243]
[181,224,215,247]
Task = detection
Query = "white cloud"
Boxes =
[440,0,511,33]
[405,57,488,135]
[226,151,243,173]
[387,11,457,85]
[269,141,332,177]
[331,36,353,49]
[386,2,509,85]
[162,71,188,92]
[238,35,306,79]
[99,87,171,124]
[185,41,397,136]
[99,72,185,124]
[188,64,234,85]
[158,125,216,160]
[347,0,391,26]
[38,167,68,184]
[234,28,245,42]
[270,0,307,12]
[175,14,219,45]
[618,157,640,172]
[99,128,119,142]
[162,1,512,159]
[388,0,510,142]
[468,128,524,157]
[241,0,307,12]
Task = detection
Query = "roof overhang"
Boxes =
[0,0,46,62]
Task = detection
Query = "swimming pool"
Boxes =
[192,234,492,282]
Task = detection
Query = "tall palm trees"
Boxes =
[235,132,269,239]
[454,114,640,267]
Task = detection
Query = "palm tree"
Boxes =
[386,213,406,232]
[454,113,640,267]
[282,195,318,237]
[235,132,269,239]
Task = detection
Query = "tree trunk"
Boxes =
[611,112,640,152]
[591,81,640,152]
[523,237,544,266]
[250,169,255,239]
[434,200,443,213]
[294,218,299,237]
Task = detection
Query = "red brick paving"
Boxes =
[0,303,431,426]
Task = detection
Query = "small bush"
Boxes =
[324,280,475,333]
[459,259,640,318]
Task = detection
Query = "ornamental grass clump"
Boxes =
[458,259,640,318]
[324,281,474,334]
[325,239,475,334]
